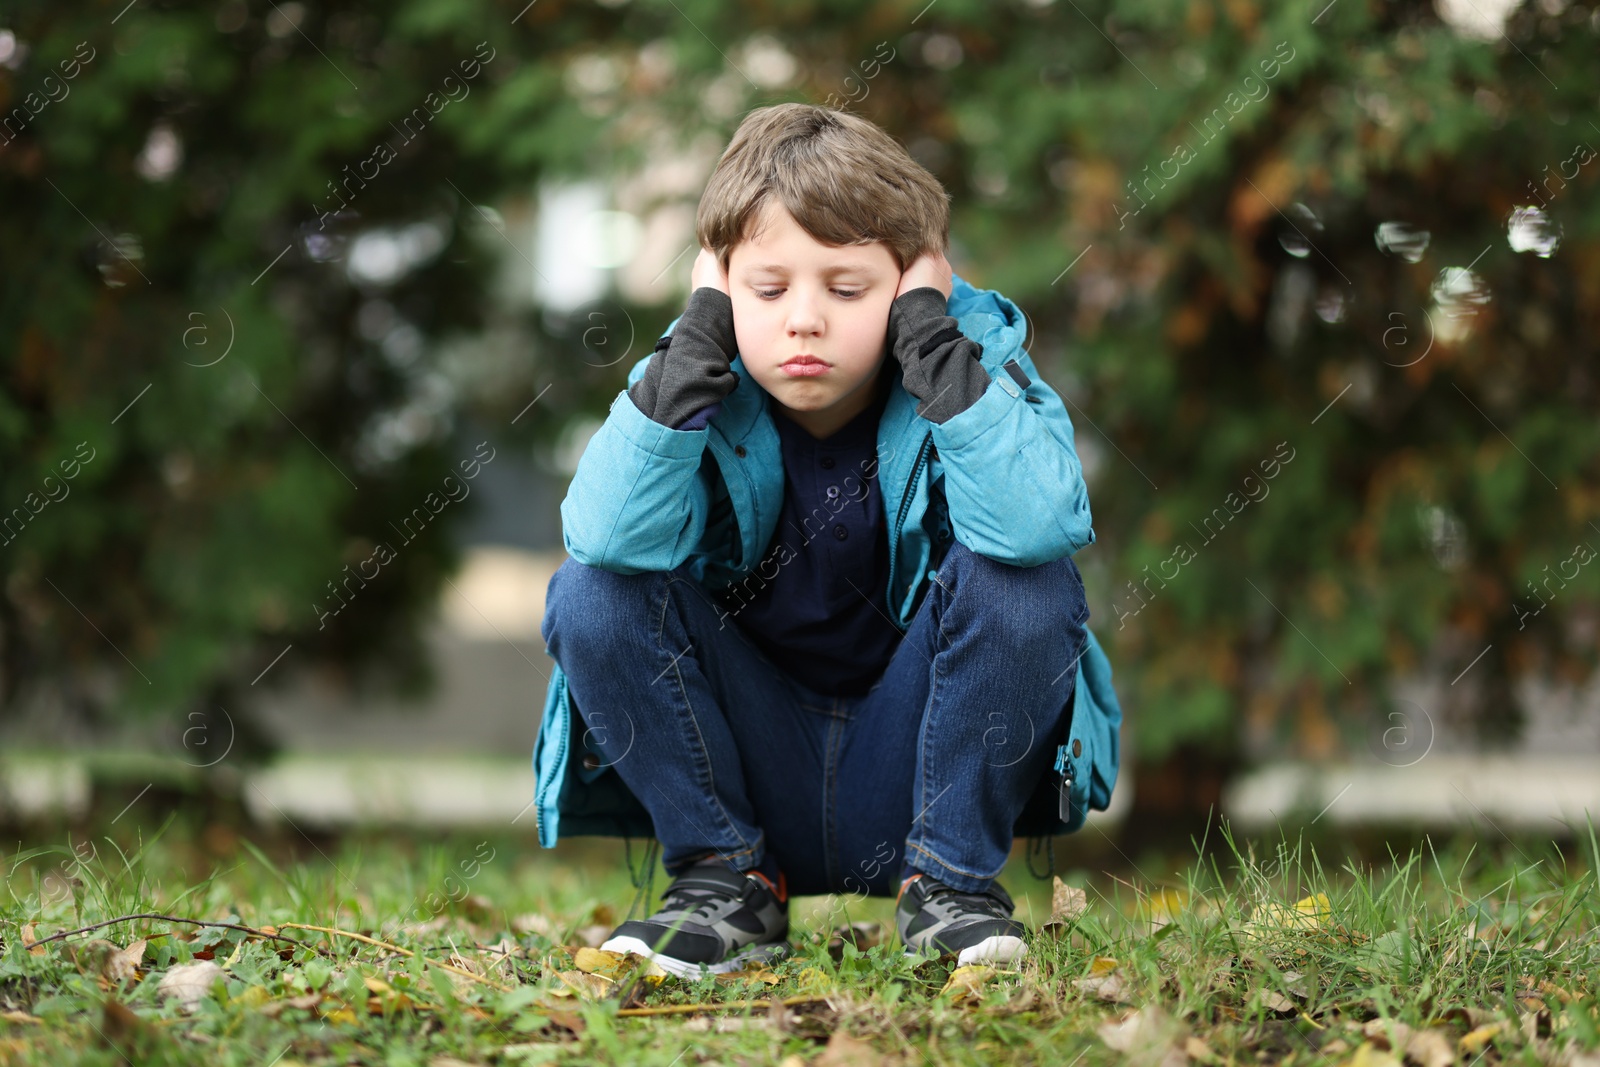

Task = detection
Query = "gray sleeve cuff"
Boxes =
[888,287,989,424]
[629,287,740,428]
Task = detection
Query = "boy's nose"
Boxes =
[786,296,823,336]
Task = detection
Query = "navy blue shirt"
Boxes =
[711,375,900,698]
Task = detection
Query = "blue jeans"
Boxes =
[540,540,1089,897]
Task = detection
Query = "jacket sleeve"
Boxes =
[558,329,719,573]
[930,343,1095,567]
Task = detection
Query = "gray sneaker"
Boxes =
[896,873,1028,967]
[601,859,789,978]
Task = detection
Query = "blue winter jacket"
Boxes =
[532,273,1124,847]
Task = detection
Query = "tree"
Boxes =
[2,0,1595,777]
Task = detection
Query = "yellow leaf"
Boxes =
[1251,892,1332,934]
[1147,888,1187,927]
[364,976,395,995]
[1089,955,1118,976]
[795,966,834,992]
[573,947,630,980]
[20,924,45,957]
[1295,893,1332,922]
[717,967,782,986]
[1458,1022,1505,1055]
[229,985,272,1010]
[1343,1042,1403,1067]
[940,965,994,1003]
[1,1010,43,1026]
[322,1007,358,1026]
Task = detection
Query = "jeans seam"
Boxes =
[654,575,756,860]
[916,567,954,849]
[823,712,846,890]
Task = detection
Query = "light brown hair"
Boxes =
[696,103,950,275]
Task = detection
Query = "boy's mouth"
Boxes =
[780,354,830,377]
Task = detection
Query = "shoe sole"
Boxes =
[903,935,1028,968]
[601,935,790,979]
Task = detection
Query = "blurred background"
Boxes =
[1,0,1597,859]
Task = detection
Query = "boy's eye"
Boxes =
[752,288,864,300]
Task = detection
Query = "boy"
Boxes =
[533,103,1122,976]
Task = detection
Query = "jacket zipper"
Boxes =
[886,433,934,630]
[534,677,570,840]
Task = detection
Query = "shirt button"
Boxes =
[833,524,848,541]
[734,445,746,457]
[826,486,840,500]
[820,457,835,469]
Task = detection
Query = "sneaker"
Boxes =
[601,859,790,978]
[896,873,1028,967]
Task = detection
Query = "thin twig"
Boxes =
[23,913,302,949]
[279,923,513,994]
[615,995,830,1017]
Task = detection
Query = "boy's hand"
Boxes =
[895,250,953,302]
[690,247,730,296]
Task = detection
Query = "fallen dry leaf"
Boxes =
[157,961,226,1009]
[1074,971,1133,1004]
[1402,1028,1455,1067]
[1458,1021,1505,1055]
[1073,955,1132,1003]
[815,1030,885,1067]
[106,939,146,983]
[99,998,149,1050]
[1343,1042,1403,1067]
[256,991,324,1017]
[572,947,629,979]
[1098,1005,1189,1065]
[0,1011,42,1025]
[20,924,45,957]
[1260,989,1296,1014]
[1045,877,1088,931]
[1184,1035,1217,1063]
[1252,893,1332,933]
[553,970,612,999]
[717,965,782,986]
[940,964,994,1004]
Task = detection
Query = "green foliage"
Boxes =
[2,1,1596,764]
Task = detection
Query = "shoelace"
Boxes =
[925,884,1011,920]
[657,880,745,924]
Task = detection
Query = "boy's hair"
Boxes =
[696,103,950,275]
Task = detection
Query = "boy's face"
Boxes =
[727,202,900,440]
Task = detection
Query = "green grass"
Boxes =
[1,815,1596,1066]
